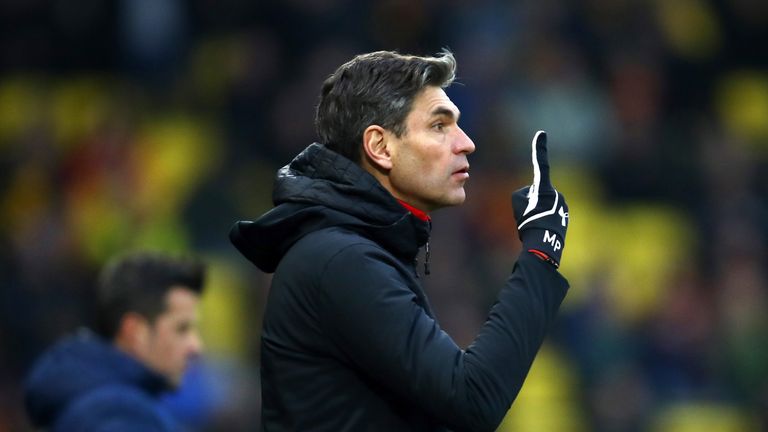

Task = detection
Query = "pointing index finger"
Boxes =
[531,130,552,191]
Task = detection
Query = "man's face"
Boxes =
[137,286,202,387]
[387,86,475,211]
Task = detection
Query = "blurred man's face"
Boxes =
[387,86,475,211]
[137,287,203,387]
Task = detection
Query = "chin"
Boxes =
[424,188,467,210]
[435,195,466,210]
[448,190,467,206]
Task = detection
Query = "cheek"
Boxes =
[404,148,441,178]
[393,158,431,190]
[420,155,451,185]
[391,139,448,191]
[150,332,182,361]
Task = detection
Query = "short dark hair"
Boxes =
[315,50,457,163]
[94,252,206,340]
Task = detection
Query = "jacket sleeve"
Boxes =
[317,244,569,432]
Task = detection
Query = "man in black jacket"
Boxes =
[231,50,570,431]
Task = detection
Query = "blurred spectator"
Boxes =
[24,252,206,431]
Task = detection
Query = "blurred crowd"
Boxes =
[1,0,767,431]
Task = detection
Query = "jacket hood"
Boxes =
[230,143,430,273]
[24,329,170,428]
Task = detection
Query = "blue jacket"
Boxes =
[231,143,570,431]
[24,329,179,431]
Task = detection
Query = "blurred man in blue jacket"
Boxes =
[231,50,570,431]
[24,252,206,431]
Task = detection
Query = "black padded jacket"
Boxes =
[230,143,569,431]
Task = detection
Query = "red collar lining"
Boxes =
[397,200,430,221]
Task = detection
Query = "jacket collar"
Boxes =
[231,143,431,272]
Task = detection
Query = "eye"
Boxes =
[176,321,192,334]
[432,122,445,132]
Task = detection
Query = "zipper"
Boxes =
[414,221,432,278]
[423,219,431,276]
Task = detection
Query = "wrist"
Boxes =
[528,249,559,268]
[521,228,564,266]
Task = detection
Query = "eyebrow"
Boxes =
[430,106,460,121]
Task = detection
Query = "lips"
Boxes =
[453,165,470,175]
[452,165,470,180]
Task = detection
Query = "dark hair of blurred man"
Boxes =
[24,252,206,432]
[231,50,570,431]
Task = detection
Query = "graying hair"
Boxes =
[315,50,457,163]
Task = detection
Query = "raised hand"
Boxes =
[511,131,569,268]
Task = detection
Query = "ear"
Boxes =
[115,312,149,352]
[362,125,393,171]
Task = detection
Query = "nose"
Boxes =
[455,126,475,155]
[188,331,204,357]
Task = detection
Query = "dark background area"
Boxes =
[1,1,767,430]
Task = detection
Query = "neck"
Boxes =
[397,200,430,221]
[361,157,431,220]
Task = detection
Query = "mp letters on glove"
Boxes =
[512,131,569,268]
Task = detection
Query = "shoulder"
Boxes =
[56,385,176,432]
[274,226,414,298]
[298,226,380,252]
[280,226,390,270]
